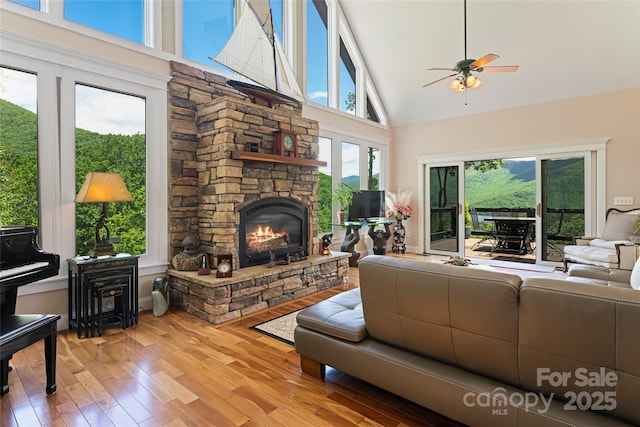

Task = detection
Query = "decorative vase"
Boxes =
[392,219,406,254]
[337,210,346,224]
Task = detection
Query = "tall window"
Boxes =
[367,147,380,190]
[339,39,356,114]
[64,0,145,44]
[317,137,332,233]
[307,0,328,106]
[366,95,380,123]
[271,0,283,42]
[341,141,359,188]
[8,0,39,10]
[183,0,234,71]
[0,67,39,228]
[74,85,147,257]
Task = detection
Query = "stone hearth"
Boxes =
[168,253,350,324]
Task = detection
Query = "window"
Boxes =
[367,147,380,190]
[2,36,168,293]
[366,95,380,123]
[341,141,359,188]
[317,137,332,233]
[74,85,147,257]
[64,0,145,44]
[307,0,328,106]
[319,132,388,236]
[0,67,39,228]
[339,38,356,114]
[8,0,39,10]
[271,0,283,42]
[183,0,234,72]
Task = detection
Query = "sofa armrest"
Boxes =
[616,243,637,270]
[567,264,632,286]
[574,236,595,245]
[567,264,611,281]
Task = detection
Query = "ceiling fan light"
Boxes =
[465,75,477,87]
[472,78,482,89]
[450,79,461,91]
[456,84,466,93]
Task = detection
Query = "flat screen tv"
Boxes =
[348,190,386,222]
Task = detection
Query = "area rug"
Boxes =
[251,310,301,345]
[492,255,536,264]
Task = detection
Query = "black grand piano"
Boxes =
[0,226,61,395]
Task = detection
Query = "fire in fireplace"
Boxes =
[238,197,308,267]
[246,225,290,254]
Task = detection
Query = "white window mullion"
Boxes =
[58,70,79,263]
[44,0,63,18]
[144,0,155,48]
[326,0,339,110]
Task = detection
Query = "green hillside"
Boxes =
[0,99,37,153]
[465,160,536,209]
[465,158,584,210]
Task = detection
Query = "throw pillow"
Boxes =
[630,258,640,290]
[601,211,638,241]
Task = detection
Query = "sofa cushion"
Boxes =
[563,244,620,266]
[631,258,640,290]
[590,238,631,249]
[601,210,639,241]
[296,288,367,342]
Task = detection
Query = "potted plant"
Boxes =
[630,215,640,244]
[464,201,472,239]
[332,183,358,224]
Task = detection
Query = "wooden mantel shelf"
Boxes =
[231,151,327,167]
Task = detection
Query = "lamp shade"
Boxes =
[75,172,133,203]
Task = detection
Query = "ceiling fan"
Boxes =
[423,0,519,92]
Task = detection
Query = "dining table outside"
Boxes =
[485,216,536,255]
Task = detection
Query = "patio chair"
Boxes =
[469,207,496,250]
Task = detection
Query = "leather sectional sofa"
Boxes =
[294,255,640,426]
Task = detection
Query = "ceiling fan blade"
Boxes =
[422,73,458,88]
[481,65,520,73]
[427,67,458,72]
[470,53,499,69]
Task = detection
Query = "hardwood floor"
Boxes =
[2,266,464,427]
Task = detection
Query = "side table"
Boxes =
[67,254,139,338]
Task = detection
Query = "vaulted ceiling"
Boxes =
[340,1,640,127]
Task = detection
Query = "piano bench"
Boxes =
[0,314,61,396]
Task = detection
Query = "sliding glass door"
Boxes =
[420,142,604,265]
[425,163,464,256]
[537,155,589,262]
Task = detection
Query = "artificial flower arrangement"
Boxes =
[385,189,413,222]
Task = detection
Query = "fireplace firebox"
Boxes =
[238,198,308,268]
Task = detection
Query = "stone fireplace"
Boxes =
[193,94,320,267]
[166,62,350,324]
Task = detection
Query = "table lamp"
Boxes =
[75,172,133,257]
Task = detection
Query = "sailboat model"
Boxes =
[212,0,304,104]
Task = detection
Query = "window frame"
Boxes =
[318,123,389,232]
[1,32,169,296]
